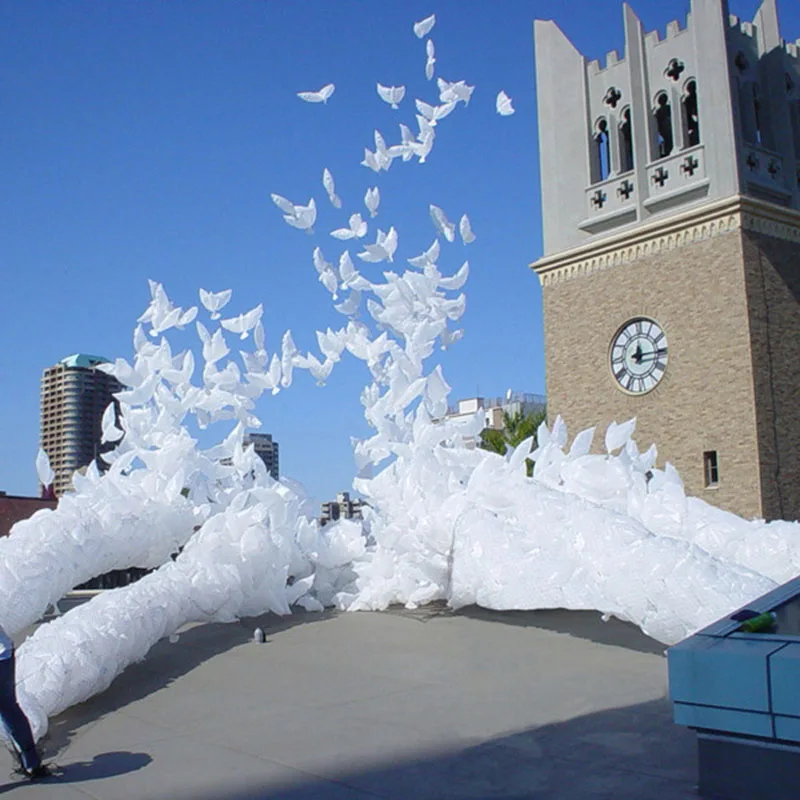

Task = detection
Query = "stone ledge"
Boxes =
[532,196,800,287]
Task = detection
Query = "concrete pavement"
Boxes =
[1,605,697,798]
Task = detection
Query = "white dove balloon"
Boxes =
[221,304,264,340]
[270,193,295,215]
[330,213,368,240]
[415,99,456,127]
[429,205,456,242]
[199,289,233,320]
[376,83,406,109]
[297,83,335,103]
[496,90,515,116]
[425,39,435,80]
[364,187,380,218]
[459,214,476,244]
[438,260,470,291]
[413,14,435,38]
[101,402,124,444]
[357,227,398,263]
[407,239,440,269]
[283,198,317,233]
[334,289,361,316]
[35,448,55,489]
[322,168,342,209]
[438,78,475,106]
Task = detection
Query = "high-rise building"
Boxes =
[244,432,279,480]
[40,354,123,496]
[532,0,800,520]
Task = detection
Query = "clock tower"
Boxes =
[532,0,800,521]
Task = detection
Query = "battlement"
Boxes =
[728,16,756,39]
[785,40,800,60]
[643,14,689,49]
[587,49,627,76]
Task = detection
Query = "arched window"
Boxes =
[619,107,634,172]
[683,80,700,147]
[753,84,763,145]
[595,118,611,181]
[654,92,673,158]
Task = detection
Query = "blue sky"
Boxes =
[1,0,798,506]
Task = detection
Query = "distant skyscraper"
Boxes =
[40,354,122,496]
[244,432,279,480]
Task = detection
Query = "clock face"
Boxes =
[610,318,668,394]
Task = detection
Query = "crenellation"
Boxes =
[786,41,799,59]
[665,20,683,39]
[740,21,755,38]
[588,58,601,75]
[606,49,620,68]
[645,30,661,48]
[729,14,740,27]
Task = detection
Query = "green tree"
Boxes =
[479,406,547,477]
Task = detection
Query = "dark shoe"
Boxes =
[25,764,53,780]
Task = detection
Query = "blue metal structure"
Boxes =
[669,576,800,799]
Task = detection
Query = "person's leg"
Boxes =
[0,654,41,773]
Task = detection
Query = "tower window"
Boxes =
[654,92,674,158]
[753,84,763,145]
[683,80,700,147]
[619,107,634,172]
[703,451,719,488]
[595,118,611,181]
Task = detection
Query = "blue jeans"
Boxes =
[0,652,41,772]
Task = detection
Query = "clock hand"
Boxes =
[637,348,668,363]
[632,343,643,364]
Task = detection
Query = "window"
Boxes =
[654,92,673,158]
[683,80,700,147]
[595,118,611,181]
[753,84,763,145]
[703,451,719,487]
[619,107,634,172]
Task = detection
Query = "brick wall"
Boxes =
[542,229,768,519]
[0,495,57,537]
[742,231,800,522]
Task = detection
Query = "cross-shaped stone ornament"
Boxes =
[603,86,622,108]
[665,58,685,81]
[651,166,669,187]
[590,189,607,209]
[768,160,780,179]
[680,155,699,177]
[617,180,634,200]
[746,152,759,171]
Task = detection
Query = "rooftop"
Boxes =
[7,604,696,799]
[58,355,110,369]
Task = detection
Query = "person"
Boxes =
[0,624,50,779]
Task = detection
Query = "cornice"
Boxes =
[531,196,800,287]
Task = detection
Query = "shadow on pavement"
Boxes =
[0,751,151,794]
[454,606,668,656]
[42,607,336,759]
[175,698,699,800]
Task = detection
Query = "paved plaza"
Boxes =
[2,605,697,798]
